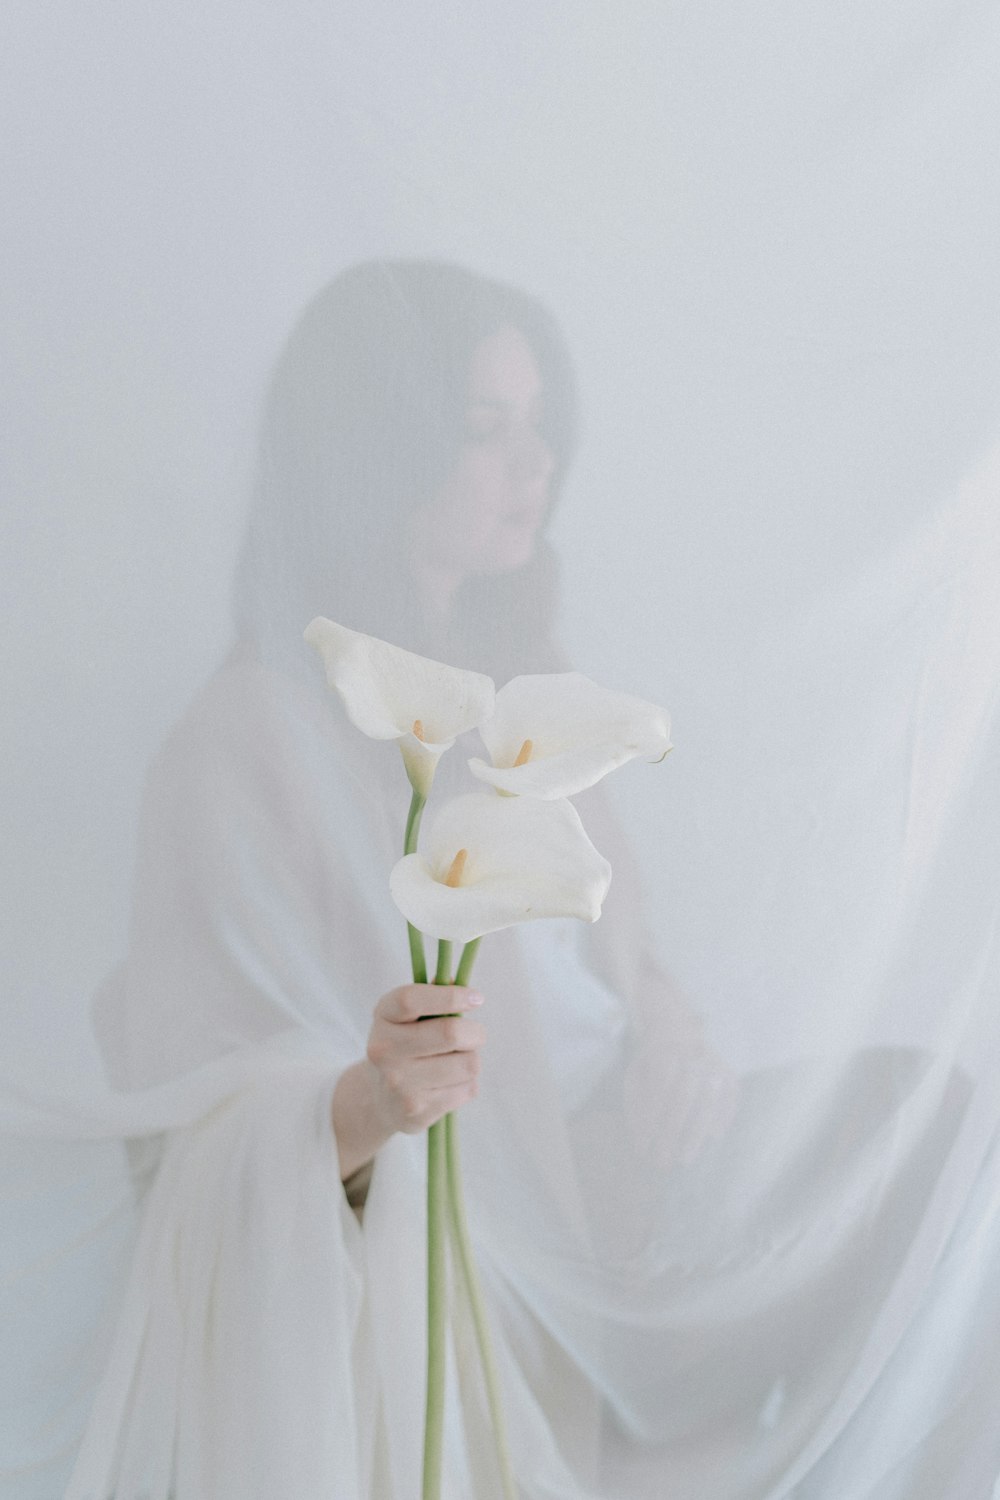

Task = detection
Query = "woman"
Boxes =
[71,261,972,1500]
[83,259,730,1499]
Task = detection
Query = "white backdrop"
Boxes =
[3,4,1000,1497]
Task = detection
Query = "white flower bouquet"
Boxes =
[305,617,671,1500]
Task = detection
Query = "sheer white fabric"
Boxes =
[2,4,999,1497]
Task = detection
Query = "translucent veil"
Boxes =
[3,5,999,1498]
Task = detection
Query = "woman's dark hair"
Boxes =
[234,259,578,680]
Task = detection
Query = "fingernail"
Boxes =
[462,991,484,1006]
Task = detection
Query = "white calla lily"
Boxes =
[389,792,611,944]
[304,617,495,795]
[467,671,672,799]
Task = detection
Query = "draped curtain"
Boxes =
[2,4,999,1497]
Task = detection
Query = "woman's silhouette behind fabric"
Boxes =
[10,260,987,1499]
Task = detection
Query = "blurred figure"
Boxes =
[85,259,736,1497]
[80,261,969,1500]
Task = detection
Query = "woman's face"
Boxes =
[413,325,556,584]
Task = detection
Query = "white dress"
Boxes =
[4,647,993,1500]
[74,649,629,1499]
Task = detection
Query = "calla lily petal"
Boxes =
[389,792,612,944]
[468,672,672,800]
[304,618,496,794]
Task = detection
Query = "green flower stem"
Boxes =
[415,915,509,1498]
[401,791,443,1498]
[422,937,457,1500]
[404,790,427,984]
[445,1112,517,1500]
[408,928,428,985]
[453,937,481,988]
[434,939,454,987]
[423,1116,448,1500]
[444,939,516,1500]
[409,924,428,986]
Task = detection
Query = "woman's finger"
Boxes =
[392,1014,487,1059]
[375,984,484,1024]
[406,1051,481,1092]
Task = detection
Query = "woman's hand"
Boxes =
[331,984,486,1180]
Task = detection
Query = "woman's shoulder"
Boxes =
[143,645,343,823]
[171,645,328,744]
[144,643,394,848]
[157,645,339,768]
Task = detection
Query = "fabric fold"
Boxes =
[65,1053,370,1500]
